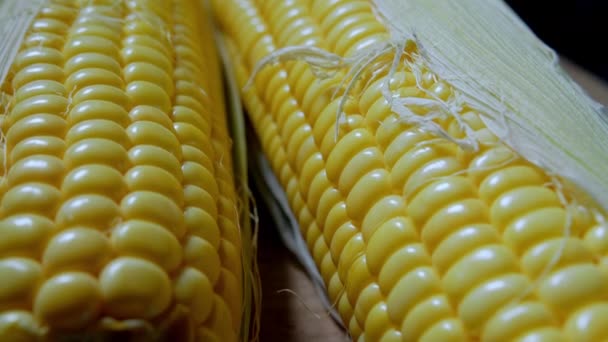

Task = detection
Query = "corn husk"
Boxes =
[0,0,44,86]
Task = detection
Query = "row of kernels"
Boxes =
[471,146,608,327]
[226,9,364,333]
[365,70,533,339]
[0,0,74,228]
[233,2,316,254]
[184,0,240,285]
[169,6,221,284]
[307,0,389,57]
[175,1,243,337]
[350,58,504,340]
[58,1,126,224]
[20,1,180,329]
[292,163,358,331]
[232,1,373,337]
[264,2,464,337]
[0,1,80,334]
[440,95,605,326]
[179,17,243,342]
[170,2,234,337]
[0,0,78,265]
[99,2,187,325]
[30,2,126,330]
[122,3,191,304]
[377,59,607,339]
[7,16,72,171]
[257,0,324,48]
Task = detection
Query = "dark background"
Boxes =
[506,0,608,81]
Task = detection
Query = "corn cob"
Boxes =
[213,0,608,341]
[0,0,245,340]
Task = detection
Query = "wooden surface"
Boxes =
[257,216,348,342]
[256,62,608,342]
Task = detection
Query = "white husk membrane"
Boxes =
[374,0,608,212]
[0,0,44,86]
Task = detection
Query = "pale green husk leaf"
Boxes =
[0,0,44,86]
[374,0,608,212]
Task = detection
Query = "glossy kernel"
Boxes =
[55,194,119,230]
[72,85,130,109]
[9,94,67,123]
[126,121,181,158]
[0,311,43,341]
[0,258,42,310]
[42,228,111,275]
[126,81,171,113]
[99,257,171,319]
[127,145,182,179]
[61,164,126,200]
[64,53,121,76]
[184,206,220,248]
[128,105,173,129]
[10,137,66,164]
[63,36,120,61]
[183,235,221,285]
[67,100,130,127]
[173,267,214,324]
[15,48,63,70]
[63,138,129,172]
[125,165,183,205]
[65,119,129,147]
[111,220,182,272]
[6,114,66,148]
[124,62,173,97]
[0,215,54,259]
[120,191,185,238]
[34,272,101,330]
[1,183,61,217]
[7,155,65,187]
[121,45,172,71]
[14,80,65,103]
[12,64,64,90]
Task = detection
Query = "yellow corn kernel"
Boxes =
[34,272,101,330]
[0,1,244,340]
[213,0,608,341]
[42,227,111,275]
